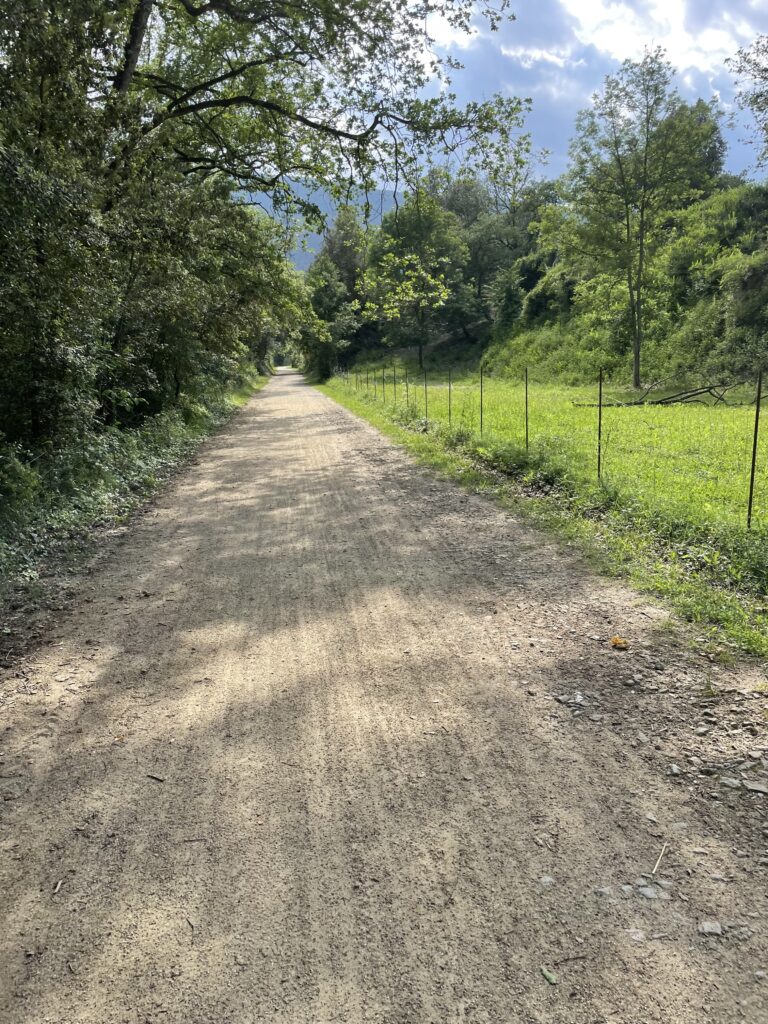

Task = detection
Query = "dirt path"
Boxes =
[1,369,766,1024]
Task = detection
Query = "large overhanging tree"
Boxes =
[1,1,523,216]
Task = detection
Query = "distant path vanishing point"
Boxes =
[1,368,766,1023]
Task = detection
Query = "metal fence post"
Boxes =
[393,364,397,403]
[382,366,386,402]
[448,367,452,427]
[748,369,763,529]
[366,367,369,394]
[405,368,409,406]
[525,367,529,451]
[423,369,428,423]
[597,367,604,481]
[480,364,484,437]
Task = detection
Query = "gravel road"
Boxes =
[1,369,766,1024]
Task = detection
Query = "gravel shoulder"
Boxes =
[1,369,766,1024]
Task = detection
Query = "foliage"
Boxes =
[0,0,522,568]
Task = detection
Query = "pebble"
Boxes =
[695,726,710,736]
[720,777,741,790]
[638,886,659,900]
[539,876,556,889]
[555,692,587,707]
[756,972,766,981]
[669,764,682,776]
[594,886,612,897]
[744,780,768,795]
[620,885,635,897]
[698,920,723,936]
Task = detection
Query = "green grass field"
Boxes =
[341,369,766,532]
[325,367,768,657]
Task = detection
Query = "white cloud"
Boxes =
[500,45,585,69]
[557,0,755,74]
[427,13,482,51]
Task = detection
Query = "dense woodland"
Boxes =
[1,5,768,565]
[303,48,768,390]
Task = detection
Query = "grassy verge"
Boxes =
[0,370,269,607]
[320,379,768,661]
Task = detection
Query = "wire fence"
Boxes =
[335,363,767,532]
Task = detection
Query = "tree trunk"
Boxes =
[634,209,646,390]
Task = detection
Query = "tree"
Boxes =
[557,48,724,387]
[732,34,768,164]
[366,188,468,366]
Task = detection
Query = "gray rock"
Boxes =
[720,777,742,790]
[555,692,587,707]
[594,886,613,897]
[539,875,556,889]
[638,886,659,900]
[669,764,682,776]
[698,920,723,936]
[743,779,768,795]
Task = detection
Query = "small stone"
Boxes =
[646,813,658,823]
[720,777,741,790]
[539,876,556,889]
[695,726,710,736]
[655,879,674,891]
[639,886,659,900]
[756,971,766,981]
[743,780,768,795]
[620,885,635,897]
[698,920,723,936]
[628,929,645,942]
[637,732,650,744]
[669,764,682,776]
[594,886,612,897]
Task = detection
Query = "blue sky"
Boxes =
[430,0,768,177]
